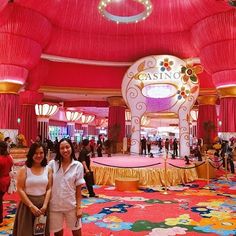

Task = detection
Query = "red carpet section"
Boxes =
[1,174,236,236]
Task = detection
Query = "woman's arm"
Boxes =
[40,167,53,214]
[75,184,82,218]
[16,167,42,216]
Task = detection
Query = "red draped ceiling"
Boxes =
[219,98,236,132]
[0,94,19,129]
[197,105,217,142]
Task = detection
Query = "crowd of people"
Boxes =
[0,136,99,236]
[1,134,236,235]
[140,136,179,158]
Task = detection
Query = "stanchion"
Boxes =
[224,154,228,180]
[162,154,168,195]
[206,155,210,187]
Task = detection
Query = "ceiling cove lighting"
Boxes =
[65,111,83,122]
[35,103,59,117]
[80,114,95,124]
[98,0,153,24]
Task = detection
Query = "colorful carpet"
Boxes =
[1,175,236,236]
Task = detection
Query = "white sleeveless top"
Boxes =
[25,166,49,196]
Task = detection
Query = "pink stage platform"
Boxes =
[91,155,198,187]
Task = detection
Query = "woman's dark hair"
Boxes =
[0,141,9,156]
[25,143,47,168]
[55,138,77,170]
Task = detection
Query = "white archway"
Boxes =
[121,55,201,157]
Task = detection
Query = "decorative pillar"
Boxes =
[217,86,236,133]
[107,96,126,144]
[19,90,43,146]
[0,82,21,129]
[0,4,51,132]
[35,103,59,142]
[192,10,236,134]
[197,95,218,143]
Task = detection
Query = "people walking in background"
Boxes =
[4,137,12,153]
[226,147,235,174]
[173,138,178,157]
[97,134,103,157]
[165,138,170,155]
[89,137,96,157]
[31,135,42,146]
[13,143,52,236]
[140,136,147,155]
[78,139,97,198]
[147,138,152,155]
[48,138,84,236]
[0,141,13,226]
[158,138,163,153]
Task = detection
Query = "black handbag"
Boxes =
[84,171,95,185]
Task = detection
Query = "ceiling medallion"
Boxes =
[98,0,153,24]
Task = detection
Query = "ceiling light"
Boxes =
[65,111,82,122]
[98,0,153,24]
[35,103,59,117]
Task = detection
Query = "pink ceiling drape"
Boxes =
[219,98,236,132]
[197,105,217,143]
[0,94,19,129]
[108,106,125,143]
[19,105,37,146]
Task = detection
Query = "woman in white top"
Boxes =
[13,143,52,236]
[49,138,85,236]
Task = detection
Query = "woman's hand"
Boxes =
[76,207,82,218]
[30,205,42,217]
[40,205,47,215]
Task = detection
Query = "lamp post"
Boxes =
[65,110,82,141]
[125,110,131,137]
[190,109,198,138]
[80,114,95,138]
[95,118,108,135]
[35,103,59,141]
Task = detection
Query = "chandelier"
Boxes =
[98,0,153,24]
[95,118,108,127]
[35,103,59,117]
[65,111,83,122]
[190,109,198,121]
[125,110,131,121]
[80,114,95,124]
[141,116,150,126]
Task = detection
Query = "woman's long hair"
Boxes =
[0,141,9,156]
[55,138,77,170]
[25,143,47,168]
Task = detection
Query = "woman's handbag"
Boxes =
[7,165,17,194]
[84,171,95,186]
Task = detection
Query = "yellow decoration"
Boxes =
[213,143,221,150]
[0,132,4,141]
[16,133,27,147]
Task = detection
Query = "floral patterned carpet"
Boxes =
[1,174,236,236]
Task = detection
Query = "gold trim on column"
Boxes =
[217,86,236,98]
[199,88,217,96]
[107,96,126,107]
[0,82,22,94]
[197,95,218,105]
[146,112,178,119]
